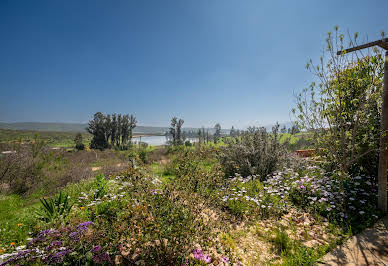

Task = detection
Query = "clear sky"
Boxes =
[0,0,387,128]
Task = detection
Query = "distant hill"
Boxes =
[0,122,229,135]
[0,122,88,132]
[0,121,293,135]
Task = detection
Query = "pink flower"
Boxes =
[203,254,211,263]
[193,249,203,260]
[222,256,230,263]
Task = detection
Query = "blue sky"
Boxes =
[0,0,387,128]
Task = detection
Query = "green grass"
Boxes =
[149,162,175,183]
[0,178,96,251]
[0,195,39,249]
[0,129,92,148]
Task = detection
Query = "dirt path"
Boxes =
[321,216,388,265]
[91,163,123,172]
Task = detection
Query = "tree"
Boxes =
[293,27,384,176]
[74,133,85,151]
[280,126,287,134]
[88,112,137,150]
[176,119,185,145]
[230,126,236,136]
[290,124,300,135]
[128,114,137,146]
[169,117,177,145]
[197,129,203,145]
[169,117,185,146]
[214,123,221,144]
[87,112,108,150]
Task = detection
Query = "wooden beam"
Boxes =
[337,38,388,55]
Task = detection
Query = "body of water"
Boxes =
[132,135,168,146]
[132,135,198,146]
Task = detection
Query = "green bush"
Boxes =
[219,125,287,180]
[169,147,224,198]
[37,192,73,222]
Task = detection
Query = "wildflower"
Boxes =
[0,249,4,254]
[93,252,111,264]
[49,248,72,264]
[80,207,85,211]
[203,254,212,263]
[91,245,102,253]
[17,223,22,227]
[193,249,203,260]
[16,245,26,251]
[69,232,80,241]
[222,256,230,263]
[10,242,15,246]
[359,211,365,215]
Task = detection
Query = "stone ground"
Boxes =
[321,216,388,266]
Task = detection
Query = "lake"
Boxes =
[132,135,168,146]
[132,135,198,146]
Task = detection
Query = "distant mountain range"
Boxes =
[0,122,294,135]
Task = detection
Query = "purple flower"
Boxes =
[27,229,59,247]
[222,256,230,263]
[93,252,111,264]
[91,245,102,253]
[69,231,80,241]
[0,249,34,265]
[77,221,93,231]
[52,241,62,246]
[203,254,211,263]
[48,248,72,264]
[193,249,203,260]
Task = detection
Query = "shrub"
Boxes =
[293,28,384,175]
[3,169,220,265]
[37,192,73,222]
[93,174,107,200]
[169,147,225,198]
[271,227,292,255]
[219,124,287,180]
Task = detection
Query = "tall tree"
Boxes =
[230,126,236,136]
[169,117,177,145]
[176,119,185,145]
[87,112,108,150]
[128,114,137,146]
[214,123,221,144]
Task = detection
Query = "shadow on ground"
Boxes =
[321,216,388,265]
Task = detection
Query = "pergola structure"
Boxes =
[337,38,388,213]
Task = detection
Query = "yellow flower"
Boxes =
[0,249,5,254]
[10,242,15,246]
[80,207,85,211]
[17,223,22,227]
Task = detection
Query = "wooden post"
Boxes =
[378,51,388,213]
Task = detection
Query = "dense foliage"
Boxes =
[219,124,287,179]
[293,28,384,177]
[87,112,137,150]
